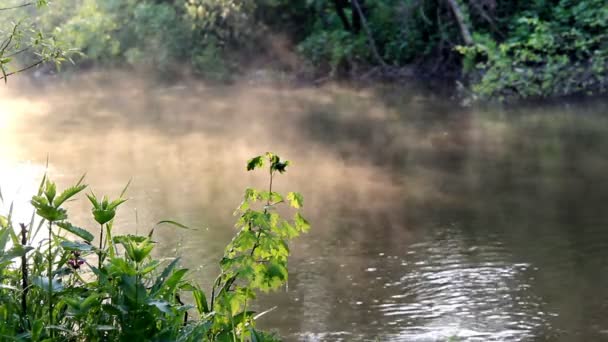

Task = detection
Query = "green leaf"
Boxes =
[107,198,127,211]
[149,220,192,237]
[92,208,115,225]
[37,173,47,196]
[140,260,161,275]
[114,235,155,263]
[272,161,289,174]
[59,240,93,252]
[31,197,67,221]
[54,184,87,207]
[161,268,189,296]
[56,222,94,242]
[101,304,124,316]
[246,156,264,171]
[0,227,11,251]
[0,245,33,263]
[294,212,310,233]
[86,193,100,210]
[286,192,304,208]
[151,258,181,295]
[233,310,256,325]
[81,293,101,311]
[192,285,209,314]
[44,179,56,204]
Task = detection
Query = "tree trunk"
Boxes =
[446,0,474,45]
[351,0,387,67]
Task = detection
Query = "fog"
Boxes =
[3,72,608,340]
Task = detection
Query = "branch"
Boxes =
[5,46,30,57]
[0,59,44,80]
[351,0,387,67]
[0,2,32,10]
[1,21,20,55]
[446,0,474,45]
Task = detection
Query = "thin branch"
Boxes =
[0,2,32,10]
[0,59,44,80]
[5,46,30,58]
[1,22,20,55]
[351,0,388,67]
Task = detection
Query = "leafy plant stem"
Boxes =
[47,219,53,336]
[250,169,273,257]
[98,224,103,270]
[20,223,28,322]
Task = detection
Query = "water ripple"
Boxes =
[372,230,549,341]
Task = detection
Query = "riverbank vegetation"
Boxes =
[1,0,607,100]
[0,153,309,341]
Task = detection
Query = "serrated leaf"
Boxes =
[86,193,100,210]
[54,183,87,207]
[44,180,56,204]
[31,200,67,221]
[92,208,115,225]
[56,222,94,242]
[107,198,127,211]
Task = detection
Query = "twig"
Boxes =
[5,46,30,58]
[1,22,20,55]
[0,2,32,11]
[0,60,44,80]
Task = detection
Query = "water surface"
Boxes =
[1,74,608,341]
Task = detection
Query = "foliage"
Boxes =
[0,0,76,81]
[298,29,369,75]
[4,0,607,100]
[457,0,608,100]
[0,153,308,341]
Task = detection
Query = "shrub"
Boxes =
[0,152,308,341]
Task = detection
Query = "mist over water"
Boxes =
[2,73,608,341]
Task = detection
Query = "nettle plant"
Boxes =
[0,153,309,341]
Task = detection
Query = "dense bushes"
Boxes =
[458,0,608,100]
[0,153,309,341]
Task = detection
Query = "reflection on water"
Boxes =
[2,73,608,341]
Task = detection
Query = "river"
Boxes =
[1,73,608,341]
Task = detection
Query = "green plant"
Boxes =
[0,152,308,341]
